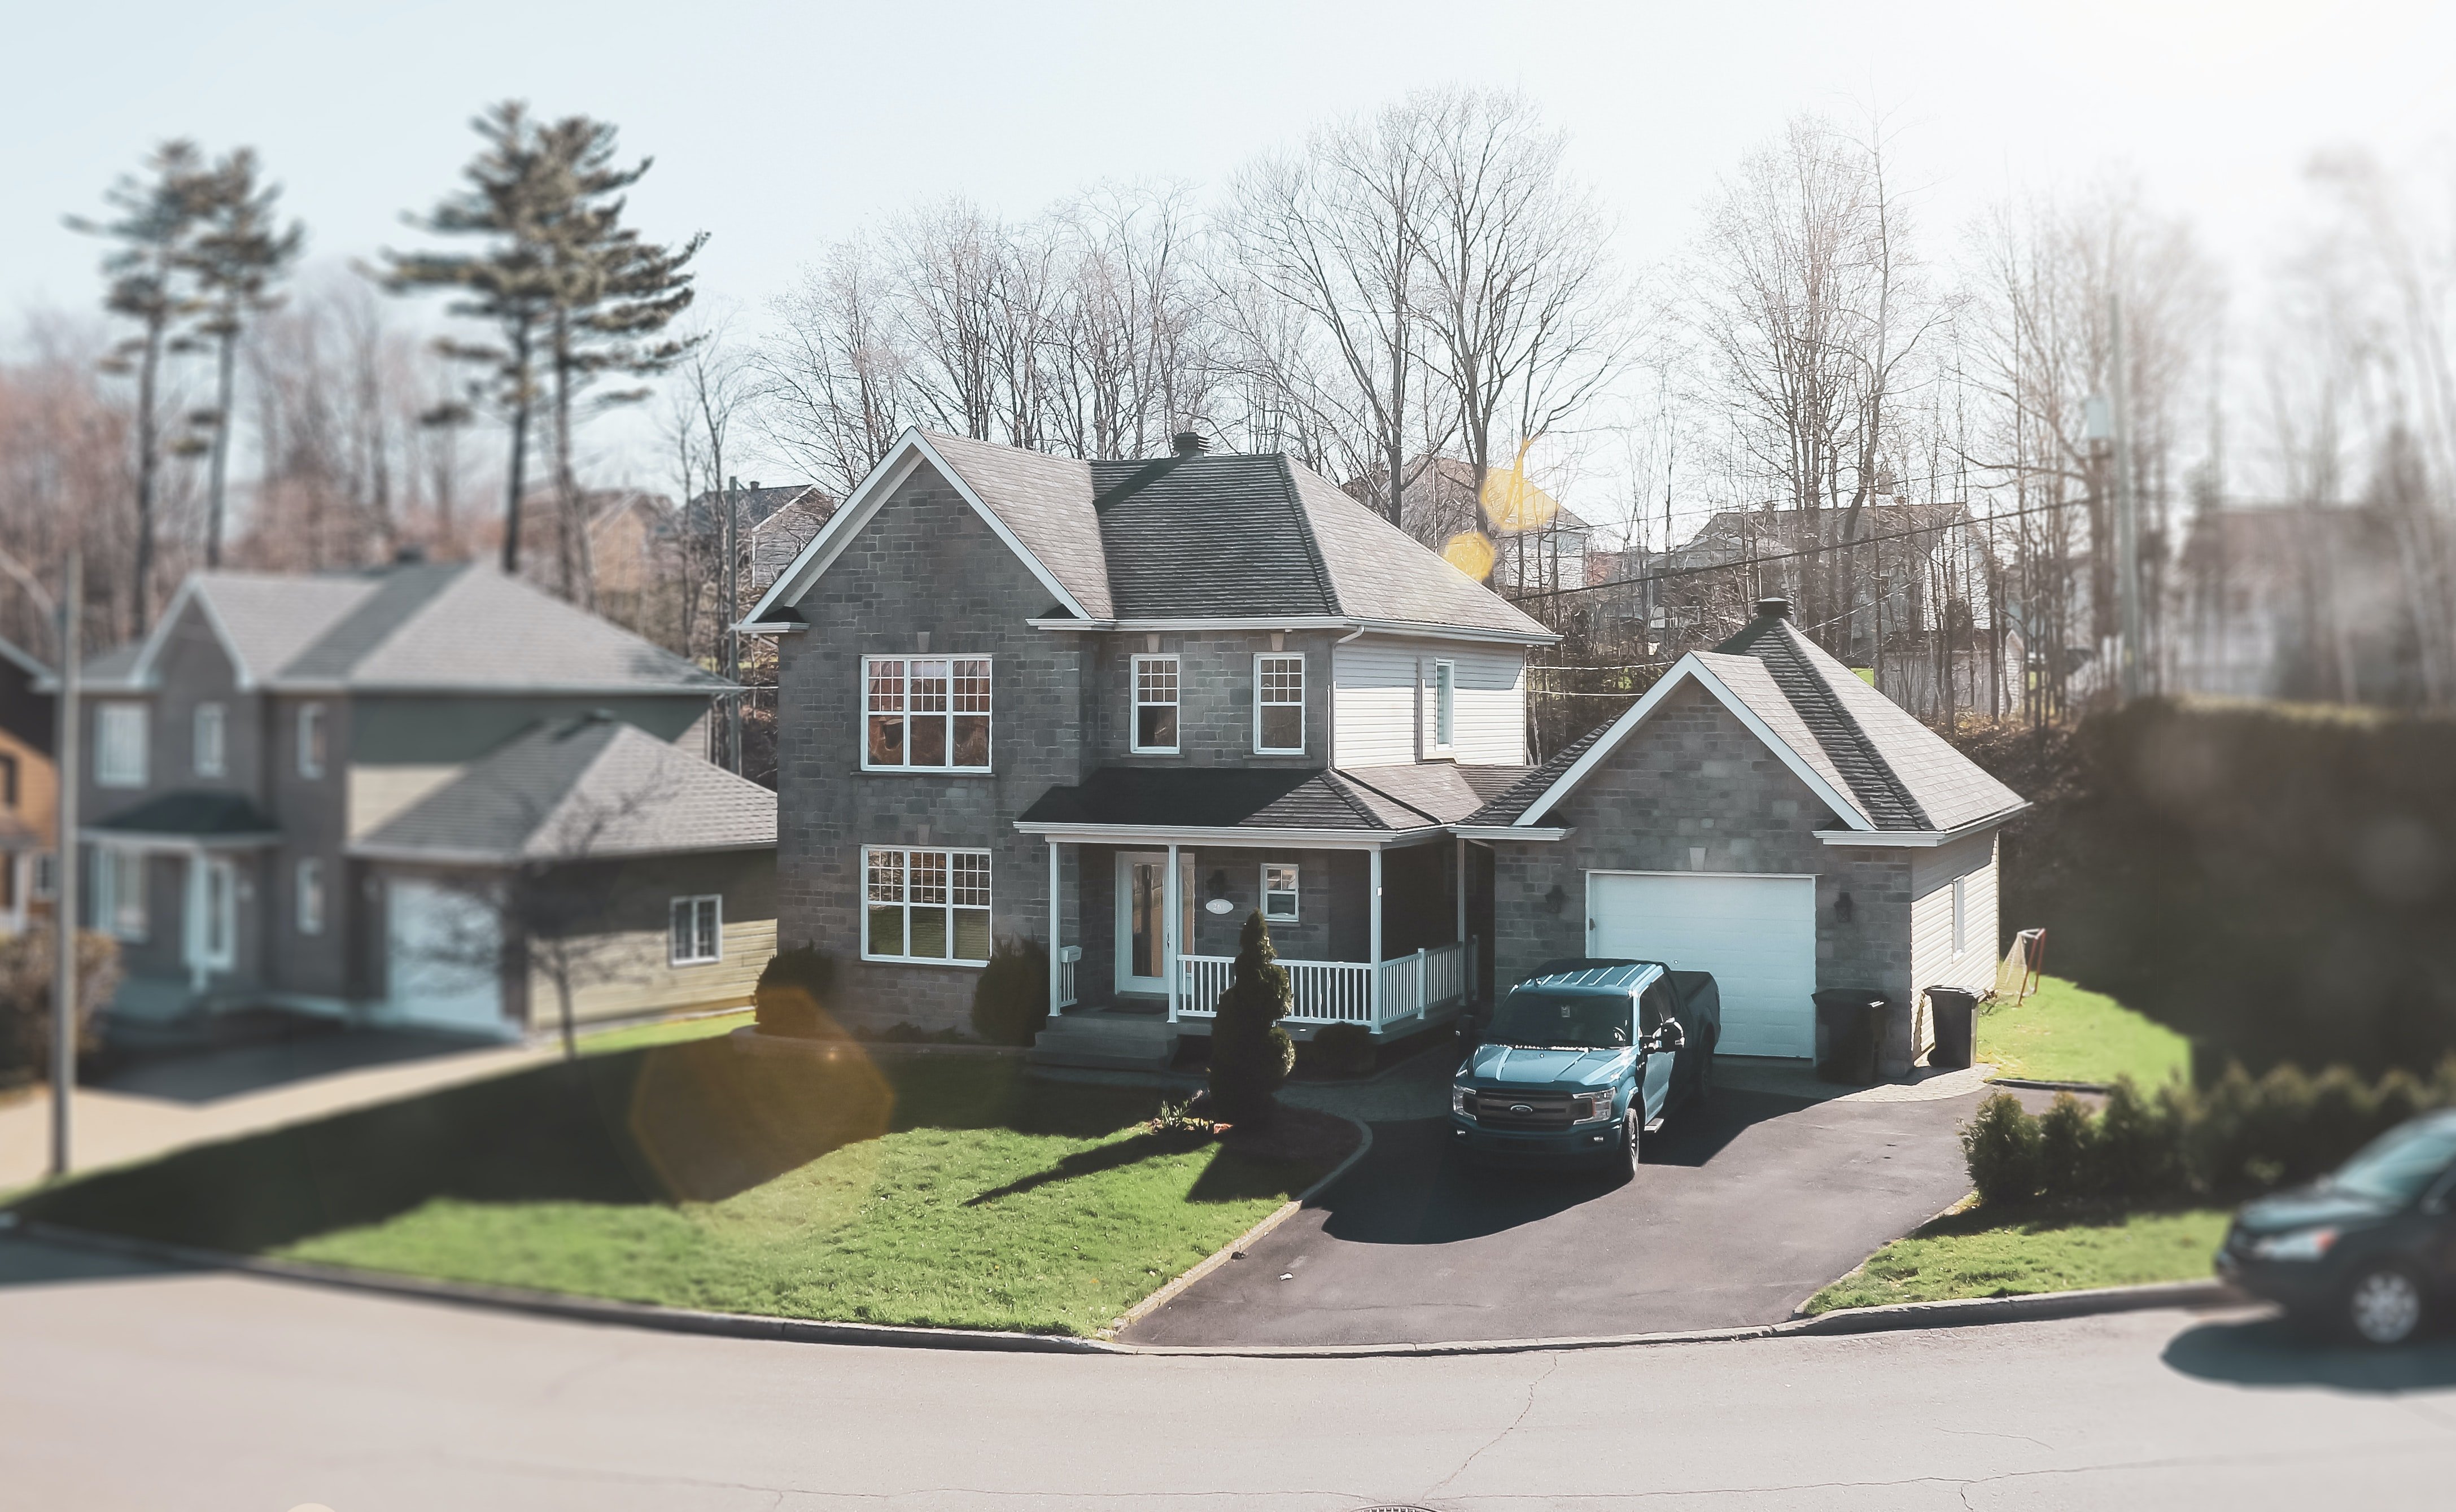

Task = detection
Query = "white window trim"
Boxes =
[31,851,56,901]
[95,703,147,789]
[296,857,325,936]
[193,702,226,779]
[1260,863,1300,923]
[1433,659,1457,752]
[670,893,722,965]
[1253,652,1306,755]
[1130,653,1181,755]
[860,845,993,967]
[860,654,995,774]
[297,702,326,780]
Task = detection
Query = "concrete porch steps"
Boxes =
[1026,1012,1182,1072]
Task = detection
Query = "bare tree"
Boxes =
[758,235,912,495]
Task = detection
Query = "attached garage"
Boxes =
[385,877,507,1035]
[1589,872,1816,1058]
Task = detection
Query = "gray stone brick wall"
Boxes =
[1090,630,1338,767]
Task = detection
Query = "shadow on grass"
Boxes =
[4,1041,1168,1266]
[2162,1313,2456,1392]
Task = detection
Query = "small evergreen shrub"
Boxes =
[2036,1092,2097,1196]
[1147,1096,1219,1146]
[1962,1093,2043,1205]
[969,936,1052,1046]
[754,946,841,1039]
[1307,1023,1377,1079]
[1208,911,1296,1124]
[2091,1078,2182,1196]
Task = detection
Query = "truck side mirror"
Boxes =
[1649,1020,1686,1053]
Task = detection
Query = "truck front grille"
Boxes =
[1466,1091,1581,1130]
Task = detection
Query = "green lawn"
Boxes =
[1804,1202,2230,1313]
[576,1008,755,1055]
[1978,975,2192,1087]
[13,1041,1337,1337]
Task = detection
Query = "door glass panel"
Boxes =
[1131,862,1160,979]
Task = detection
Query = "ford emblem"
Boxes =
[1509,1103,1535,1116]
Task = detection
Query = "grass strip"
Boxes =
[1805,1200,2230,1314]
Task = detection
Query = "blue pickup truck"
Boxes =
[1448,960,1722,1181]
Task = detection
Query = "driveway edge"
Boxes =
[1986,1076,2117,1094]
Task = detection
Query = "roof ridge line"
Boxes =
[1276,454,1342,615]
[1318,770,1395,831]
[1335,767,1448,827]
[1763,624,1929,828]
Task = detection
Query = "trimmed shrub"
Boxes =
[753,946,841,1039]
[1307,1023,1377,1079]
[0,929,118,1078]
[1963,1093,2043,1205]
[969,936,1052,1046]
[1208,911,1296,1124]
[2092,1077,2183,1197]
[2036,1092,2097,1196]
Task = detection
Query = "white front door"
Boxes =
[183,854,237,986]
[1589,871,1818,1059]
[387,877,508,1034]
[1115,851,1194,996]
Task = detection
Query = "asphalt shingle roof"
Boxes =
[353,717,776,863]
[1343,762,1528,825]
[1462,724,1612,826]
[1017,766,1457,834]
[89,790,281,839]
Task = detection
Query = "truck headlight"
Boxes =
[1451,1085,1472,1116]
[2249,1227,2339,1261]
[1573,1091,1617,1124]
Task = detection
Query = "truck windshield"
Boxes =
[1485,989,1632,1050]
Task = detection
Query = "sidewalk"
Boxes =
[0,1037,554,1195]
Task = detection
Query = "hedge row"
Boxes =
[1964,1059,2456,1206]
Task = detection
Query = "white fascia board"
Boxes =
[348,840,775,866]
[1812,803,2030,847]
[741,430,1095,629]
[1515,654,1877,833]
[1013,820,1448,849]
[1026,616,1555,647]
[1450,825,1568,841]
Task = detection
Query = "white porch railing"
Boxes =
[1175,938,1471,1030]
[1055,945,1081,1010]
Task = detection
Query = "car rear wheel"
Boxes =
[2345,1264,2428,1347]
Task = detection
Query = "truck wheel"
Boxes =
[2344,1263,2428,1347]
[1614,1111,1642,1183]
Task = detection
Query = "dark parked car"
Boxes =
[2215,1109,2456,1345]
[1449,960,1720,1181]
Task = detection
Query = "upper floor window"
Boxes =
[95,703,147,788]
[297,702,327,780]
[670,894,722,965]
[1434,660,1457,750]
[193,703,227,778]
[1256,654,1304,754]
[1133,655,1179,753]
[863,846,990,964]
[865,656,990,771]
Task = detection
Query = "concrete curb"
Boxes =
[1986,1076,2117,1094]
[1105,1116,1375,1338]
[729,1028,1027,1060]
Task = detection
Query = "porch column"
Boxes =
[183,846,208,992]
[1046,840,1061,1018]
[1164,841,1180,1022]
[1454,836,1467,944]
[1367,844,1383,1028]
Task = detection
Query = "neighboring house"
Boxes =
[0,635,57,934]
[678,482,838,602]
[59,560,777,1041]
[1369,455,1593,597]
[2170,502,2423,706]
[744,429,2024,1069]
[587,490,679,600]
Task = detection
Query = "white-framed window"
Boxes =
[670,894,722,965]
[1951,875,1969,957]
[193,702,226,778]
[864,656,991,771]
[91,846,147,941]
[95,703,147,788]
[1434,660,1457,750]
[1132,654,1179,753]
[863,846,991,964]
[31,851,56,901]
[1261,863,1300,923]
[296,702,327,779]
[296,858,325,936]
[1255,653,1304,754]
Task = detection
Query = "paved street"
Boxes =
[6,1232,2454,1510]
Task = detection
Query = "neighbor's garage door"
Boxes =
[387,878,508,1035]
[1589,872,1816,1059]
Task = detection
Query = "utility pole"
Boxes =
[51,552,81,1179]
[723,475,742,775]
[2109,296,2144,703]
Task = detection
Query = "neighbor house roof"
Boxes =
[746,430,1554,644]
[1488,599,2025,836]
[1016,761,1535,838]
[350,716,776,864]
[69,562,729,696]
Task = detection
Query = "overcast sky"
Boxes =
[7,0,2451,492]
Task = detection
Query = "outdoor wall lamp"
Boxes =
[1204,869,1235,915]
[1544,883,1567,915]
[1835,890,1855,924]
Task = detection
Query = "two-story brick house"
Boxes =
[748,429,2025,1070]
[63,559,780,1042]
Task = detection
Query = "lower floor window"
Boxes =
[1261,863,1300,923]
[864,846,991,964]
[670,894,722,965]
[296,858,326,936]
[92,847,147,941]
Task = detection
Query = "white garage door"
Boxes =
[1589,872,1816,1059]
[387,879,508,1035]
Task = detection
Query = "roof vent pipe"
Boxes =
[1171,430,1208,457]
[1754,596,1794,621]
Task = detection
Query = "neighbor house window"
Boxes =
[193,703,226,778]
[864,656,990,771]
[91,847,146,941]
[1132,654,1179,753]
[296,858,325,936]
[1256,654,1304,754]
[1951,875,1969,957]
[1261,863,1300,923]
[670,894,722,965]
[95,703,147,788]
[863,847,991,964]
[0,752,16,809]
[32,851,56,901]
[297,702,327,779]
[1434,661,1457,749]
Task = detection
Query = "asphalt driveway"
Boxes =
[1123,1067,1994,1348]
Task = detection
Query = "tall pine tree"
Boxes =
[185,147,304,569]
[1207,910,1296,1124]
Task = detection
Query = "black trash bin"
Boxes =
[1812,989,1885,1085]
[1925,986,1979,1070]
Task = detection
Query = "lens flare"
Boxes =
[1443,530,1497,580]
[1480,439,1562,532]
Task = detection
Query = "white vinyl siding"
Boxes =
[1911,831,1999,1007]
[1331,636,1527,767]
[95,703,148,788]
